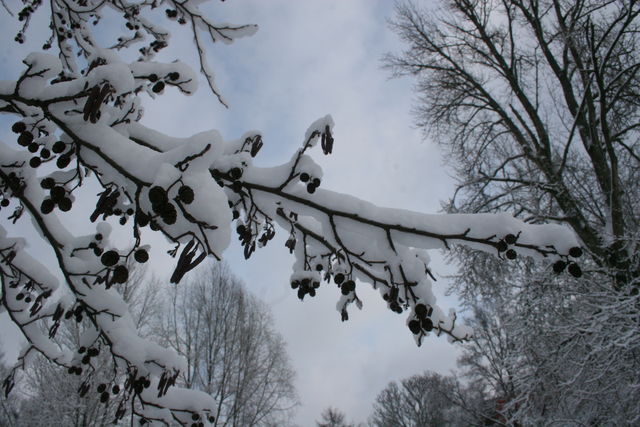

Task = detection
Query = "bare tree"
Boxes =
[317,407,353,427]
[387,0,640,283]
[368,372,469,427]
[388,1,640,424]
[161,263,298,426]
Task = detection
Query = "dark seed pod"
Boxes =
[178,186,194,204]
[312,178,321,187]
[40,148,51,159]
[192,413,200,421]
[112,265,129,284]
[228,167,243,180]
[160,203,177,224]
[52,140,66,153]
[230,181,243,193]
[81,355,91,364]
[568,263,582,278]
[40,178,55,189]
[408,320,421,335]
[415,303,428,318]
[40,199,55,214]
[504,233,517,244]
[78,346,86,354]
[58,197,72,212]
[168,72,180,81]
[136,211,150,227]
[421,317,434,332]
[29,157,41,168]
[148,186,168,205]
[0,199,8,207]
[56,154,71,169]
[134,249,149,263]
[97,383,106,393]
[100,391,109,403]
[101,250,119,267]
[28,142,39,153]
[569,247,583,258]
[11,122,26,133]
[299,172,310,182]
[306,183,317,194]
[50,186,65,201]
[112,385,120,394]
[18,131,34,146]
[496,240,508,252]
[552,260,566,274]
[344,280,356,292]
[152,81,165,93]
[505,249,517,260]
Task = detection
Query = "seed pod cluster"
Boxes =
[299,172,321,194]
[291,276,320,300]
[40,182,73,214]
[148,186,177,225]
[408,303,434,335]
[2,172,24,198]
[382,286,403,314]
[552,246,583,277]
[495,233,519,260]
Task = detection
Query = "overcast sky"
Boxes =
[0,1,466,425]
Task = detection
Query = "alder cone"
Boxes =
[40,199,54,214]
[112,265,129,283]
[18,131,33,146]
[421,317,434,332]
[178,185,194,204]
[134,249,149,263]
[11,121,26,133]
[101,250,119,267]
[568,263,582,278]
[569,247,583,258]
[58,197,72,212]
[552,260,567,274]
[408,319,421,334]
[40,178,55,189]
[415,303,428,318]
[52,140,66,153]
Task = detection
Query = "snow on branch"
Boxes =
[0,0,584,425]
